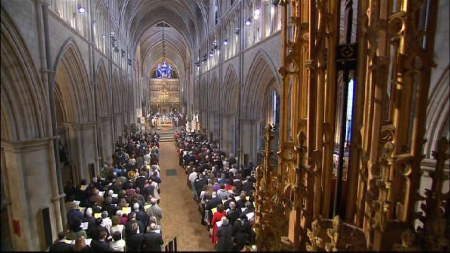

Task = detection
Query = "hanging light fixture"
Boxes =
[223,39,228,45]
[245,18,252,26]
[254,8,261,20]
[77,6,86,14]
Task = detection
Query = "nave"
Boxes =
[51,124,255,251]
[1,0,449,251]
[158,131,214,251]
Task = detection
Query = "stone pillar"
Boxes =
[64,122,97,182]
[115,113,123,139]
[2,137,64,251]
[222,114,236,154]
[100,117,113,165]
[241,119,258,164]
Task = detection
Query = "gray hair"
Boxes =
[221,217,229,226]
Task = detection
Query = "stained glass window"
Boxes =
[154,61,177,79]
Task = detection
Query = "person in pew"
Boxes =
[49,232,73,252]
[110,215,125,239]
[146,198,163,225]
[66,218,88,241]
[142,223,164,252]
[125,222,144,252]
[216,217,233,252]
[90,229,113,252]
[72,236,91,252]
[211,204,227,246]
[67,202,84,231]
[232,214,252,251]
[110,231,126,252]
[134,202,149,233]
[226,201,241,226]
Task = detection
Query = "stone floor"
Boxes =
[158,130,214,251]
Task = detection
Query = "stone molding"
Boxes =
[62,122,97,130]
[1,136,58,152]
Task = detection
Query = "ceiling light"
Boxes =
[223,39,228,45]
[245,18,252,26]
[254,8,261,20]
[78,6,86,14]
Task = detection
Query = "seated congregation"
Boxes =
[175,129,257,251]
[52,130,165,252]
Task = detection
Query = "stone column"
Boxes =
[64,122,97,182]
[241,119,258,164]
[100,117,113,165]
[2,137,64,251]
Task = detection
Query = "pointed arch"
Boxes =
[95,60,111,117]
[112,69,121,115]
[222,65,239,115]
[424,65,450,157]
[209,72,220,113]
[1,9,49,141]
[53,39,93,123]
[242,50,281,120]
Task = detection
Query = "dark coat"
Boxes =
[136,210,149,233]
[232,219,252,250]
[205,197,222,211]
[90,240,112,252]
[216,224,234,252]
[126,233,144,252]
[226,208,241,225]
[142,231,164,251]
[49,241,73,252]
[67,209,84,229]
[135,176,147,192]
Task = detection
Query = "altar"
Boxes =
[158,117,173,127]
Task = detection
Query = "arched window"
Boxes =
[153,62,178,79]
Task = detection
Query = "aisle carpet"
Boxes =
[158,136,214,251]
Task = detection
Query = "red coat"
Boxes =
[211,211,226,244]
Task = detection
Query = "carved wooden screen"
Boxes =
[254,0,447,251]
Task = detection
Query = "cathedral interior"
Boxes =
[1,0,449,251]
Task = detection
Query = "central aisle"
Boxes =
[158,138,214,251]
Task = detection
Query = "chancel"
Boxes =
[156,62,174,79]
[1,0,449,252]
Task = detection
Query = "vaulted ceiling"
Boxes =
[117,0,210,80]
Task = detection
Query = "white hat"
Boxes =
[133,203,139,210]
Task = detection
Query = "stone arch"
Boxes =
[222,65,239,115]
[241,50,281,162]
[95,60,111,118]
[199,76,208,128]
[53,39,94,124]
[95,61,113,164]
[424,65,450,157]
[210,73,220,114]
[1,9,49,142]
[221,65,239,153]
[242,50,281,120]
[112,69,121,115]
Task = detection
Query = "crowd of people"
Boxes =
[54,130,165,252]
[175,128,257,252]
